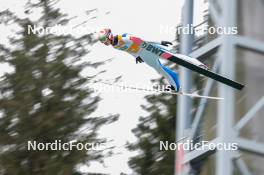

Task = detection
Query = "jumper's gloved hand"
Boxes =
[136,56,144,64]
[161,41,173,47]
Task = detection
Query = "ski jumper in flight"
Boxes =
[97,28,203,92]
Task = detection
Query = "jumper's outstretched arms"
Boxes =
[161,41,173,47]
[136,56,144,64]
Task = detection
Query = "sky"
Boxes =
[0,0,206,174]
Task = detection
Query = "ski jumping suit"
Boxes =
[112,33,181,91]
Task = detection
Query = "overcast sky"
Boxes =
[0,0,206,174]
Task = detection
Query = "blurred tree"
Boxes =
[127,30,206,174]
[0,0,117,174]
[127,75,177,175]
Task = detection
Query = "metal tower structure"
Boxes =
[176,0,264,175]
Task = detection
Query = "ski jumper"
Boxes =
[112,33,181,91]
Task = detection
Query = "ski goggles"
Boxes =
[99,31,112,44]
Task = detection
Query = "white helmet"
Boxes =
[98,28,113,45]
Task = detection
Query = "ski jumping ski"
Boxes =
[140,41,244,90]
[97,28,245,93]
